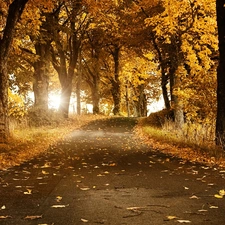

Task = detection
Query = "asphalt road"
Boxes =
[0,117,225,225]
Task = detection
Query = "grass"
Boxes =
[1,113,225,170]
[0,115,106,170]
[135,117,225,168]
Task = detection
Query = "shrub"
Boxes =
[27,108,63,127]
[142,109,174,128]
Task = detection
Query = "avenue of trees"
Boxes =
[0,0,225,148]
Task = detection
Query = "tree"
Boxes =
[216,0,225,147]
[0,0,28,143]
[50,1,90,118]
[144,0,217,126]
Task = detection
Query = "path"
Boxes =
[0,117,225,224]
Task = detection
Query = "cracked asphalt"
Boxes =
[0,117,225,225]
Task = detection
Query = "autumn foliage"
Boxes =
[0,0,223,147]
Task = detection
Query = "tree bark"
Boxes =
[216,0,225,147]
[92,81,100,115]
[33,43,50,111]
[76,72,81,115]
[111,45,121,115]
[169,37,184,128]
[0,0,28,143]
[151,33,170,109]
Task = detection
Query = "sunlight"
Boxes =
[48,93,60,109]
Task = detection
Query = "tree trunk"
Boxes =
[151,33,170,109]
[0,64,9,143]
[76,73,81,115]
[134,84,147,117]
[59,80,72,118]
[33,43,50,111]
[111,45,121,115]
[0,0,28,143]
[170,69,184,128]
[216,0,225,147]
[91,73,100,114]
[161,71,170,110]
[76,51,82,115]
[125,82,130,117]
[169,37,184,128]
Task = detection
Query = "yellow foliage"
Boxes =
[8,90,27,119]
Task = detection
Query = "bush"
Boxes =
[141,109,174,128]
[27,108,63,127]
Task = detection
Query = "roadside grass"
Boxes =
[136,116,225,168]
[0,115,106,170]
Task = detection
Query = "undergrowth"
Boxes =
[136,110,225,168]
[0,114,106,170]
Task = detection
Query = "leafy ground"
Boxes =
[0,115,106,170]
[135,122,225,169]
[1,115,225,170]
[0,117,225,224]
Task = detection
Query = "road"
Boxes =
[0,117,225,225]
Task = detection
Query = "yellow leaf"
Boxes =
[219,189,225,196]
[214,194,223,199]
[167,216,177,220]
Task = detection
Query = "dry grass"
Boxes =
[0,115,106,170]
[135,118,225,168]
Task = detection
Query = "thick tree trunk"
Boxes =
[0,64,9,143]
[170,69,184,128]
[0,0,28,143]
[111,46,121,115]
[169,37,184,128]
[216,0,225,147]
[33,43,50,111]
[59,80,72,118]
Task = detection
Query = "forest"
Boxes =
[0,0,225,149]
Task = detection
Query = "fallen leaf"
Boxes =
[214,194,223,199]
[177,220,191,223]
[56,196,62,202]
[42,170,49,175]
[80,187,90,191]
[81,218,89,223]
[41,162,51,168]
[189,195,199,199]
[219,189,225,196]
[0,216,11,219]
[210,206,218,209]
[51,204,69,208]
[166,216,177,220]
[97,174,105,177]
[198,209,207,212]
[24,189,32,195]
[24,215,42,220]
